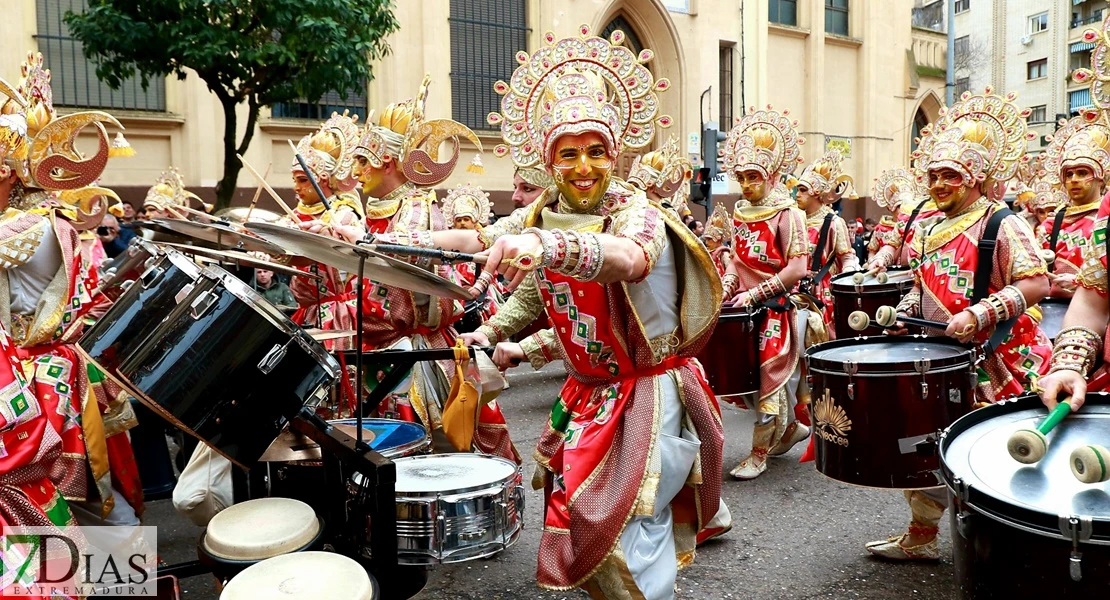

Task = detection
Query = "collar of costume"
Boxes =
[912,88,1033,187]
[922,195,994,254]
[1065,199,1101,216]
[722,106,803,181]
[733,185,796,223]
[295,200,327,216]
[626,136,691,198]
[292,111,361,194]
[488,24,671,169]
[873,167,920,212]
[443,183,491,226]
[798,149,851,198]
[806,204,833,226]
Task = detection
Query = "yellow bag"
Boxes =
[440,339,483,452]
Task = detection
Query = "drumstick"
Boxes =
[173,203,219,222]
[1071,444,1110,483]
[245,162,271,222]
[363,243,488,265]
[847,310,944,332]
[1007,401,1072,464]
[852,266,888,284]
[237,153,298,219]
[165,205,189,220]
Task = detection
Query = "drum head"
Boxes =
[831,267,914,293]
[394,454,517,494]
[806,336,972,374]
[941,393,1110,541]
[330,418,428,459]
[220,552,375,600]
[203,498,320,561]
[1037,298,1069,341]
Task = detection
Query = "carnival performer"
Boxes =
[442,183,504,323]
[867,89,1051,561]
[866,167,938,268]
[512,166,555,209]
[141,167,208,221]
[795,149,859,329]
[0,52,143,529]
[391,26,725,598]
[702,205,734,276]
[719,107,810,480]
[1039,111,1110,298]
[626,135,695,219]
[348,76,518,462]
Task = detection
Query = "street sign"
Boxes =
[825,136,852,157]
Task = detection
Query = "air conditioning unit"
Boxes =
[1021,35,1033,45]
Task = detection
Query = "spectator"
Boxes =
[120,202,137,224]
[688,220,704,236]
[254,269,297,314]
[98,214,136,258]
[851,224,868,264]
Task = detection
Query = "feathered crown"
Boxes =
[626,136,692,199]
[442,183,492,227]
[293,110,361,193]
[1044,111,1110,183]
[703,204,734,241]
[797,149,853,201]
[144,167,204,211]
[487,24,672,169]
[912,88,1033,187]
[872,167,921,211]
[722,106,804,180]
[354,74,482,187]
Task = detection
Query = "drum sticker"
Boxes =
[948,388,961,404]
[814,388,852,447]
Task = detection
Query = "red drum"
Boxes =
[830,267,915,339]
[696,304,765,399]
[940,392,1110,599]
[804,335,975,488]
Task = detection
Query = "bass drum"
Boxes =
[939,393,1110,599]
[114,265,340,467]
[805,335,975,488]
[695,304,764,400]
[1037,297,1070,343]
[830,267,915,339]
[95,238,164,302]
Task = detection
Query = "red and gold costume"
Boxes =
[626,135,694,217]
[703,205,734,276]
[796,150,859,328]
[442,183,504,322]
[868,167,938,267]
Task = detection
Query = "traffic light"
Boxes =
[690,167,712,209]
[695,122,727,208]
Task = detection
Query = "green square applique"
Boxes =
[11,394,28,416]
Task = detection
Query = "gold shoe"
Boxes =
[768,422,810,456]
[865,534,940,561]
[729,454,767,480]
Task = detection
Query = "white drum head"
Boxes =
[220,552,374,600]
[394,454,517,493]
[203,497,319,561]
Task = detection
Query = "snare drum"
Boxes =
[940,393,1110,598]
[220,551,378,600]
[695,304,764,399]
[805,336,975,488]
[351,454,524,565]
[198,497,324,582]
[110,265,340,467]
[96,238,163,302]
[830,267,916,338]
[1037,297,1069,342]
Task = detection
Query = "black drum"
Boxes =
[110,266,340,467]
[79,247,203,381]
[696,304,765,399]
[1038,297,1070,342]
[456,299,487,334]
[96,238,163,302]
[940,393,1110,599]
[128,399,177,501]
[805,335,975,488]
[830,267,916,339]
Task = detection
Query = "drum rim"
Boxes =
[1038,297,1071,307]
[199,514,327,563]
[160,245,205,277]
[830,267,915,293]
[388,454,521,496]
[717,304,767,318]
[938,392,1110,544]
[327,418,431,458]
[804,334,974,372]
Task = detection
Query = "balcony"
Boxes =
[912,26,947,79]
[1072,11,1103,29]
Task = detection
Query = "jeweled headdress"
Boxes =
[292,110,361,193]
[442,183,492,227]
[911,88,1033,187]
[703,204,734,241]
[144,167,204,211]
[515,166,555,191]
[626,136,693,199]
[872,167,921,212]
[722,106,804,181]
[1044,111,1110,183]
[487,24,672,168]
[354,74,482,187]
[797,149,852,201]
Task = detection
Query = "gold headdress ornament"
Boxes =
[515,166,555,190]
[442,183,492,227]
[626,136,693,199]
[703,204,735,241]
[911,88,1034,188]
[292,110,361,193]
[109,131,135,158]
[487,24,672,168]
[1013,154,1066,211]
[57,186,123,231]
[144,167,207,211]
[0,80,28,168]
[797,149,853,202]
[1073,14,1110,113]
[722,106,804,181]
[354,74,482,188]
[1043,111,1110,183]
[872,167,921,212]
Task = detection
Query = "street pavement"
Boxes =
[150,362,957,599]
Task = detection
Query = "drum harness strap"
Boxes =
[797,212,837,308]
[973,207,1018,354]
[1045,208,1068,273]
[901,199,930,250]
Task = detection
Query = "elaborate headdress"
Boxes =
[1013,154,1066,211]
[144,167,204,211]
[487,24,672,168]
[442,183,492,227]
[292,110,362,193]
[1043,111,1110,183]
[626,136,693,199]
[703,204,735,241]
[911,88,1033,187]
[515,166,555,191]
[722,106,804,180]
[872,167,921,212]
[354,74,482,188]
[797,149,853,201]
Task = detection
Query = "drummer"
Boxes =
[442,183,504,321]
[141,167,207,221]
[702,205,734,277]
[1038,112,1109,298]
[868,89,1052,561]
[625,135,694,221]
[346,76,519,464]
[866,167,938,268]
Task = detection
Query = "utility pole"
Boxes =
[946,0,955,106]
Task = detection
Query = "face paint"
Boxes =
[737,169,767,202]
[926,168,971,214]
[549,131,613,212]
[354,155,386,196]
[293,172,322,205]
[796,185,818,213]
[1062,165,1101,204]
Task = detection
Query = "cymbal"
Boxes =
[132,220,189,238]
[152,218,286,255]
[305,328,357,342]
[259,423,374,463]
[161,243,316,280]
[243,222,471,301]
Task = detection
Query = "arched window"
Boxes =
[601,15,646,57]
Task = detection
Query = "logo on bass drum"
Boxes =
[814,388,852,447]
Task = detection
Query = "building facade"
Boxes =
[2,0,944,220]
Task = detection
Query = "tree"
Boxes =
[66,0,400,209]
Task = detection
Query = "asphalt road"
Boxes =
[149,362,957,599]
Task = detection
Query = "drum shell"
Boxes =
[117,267,338,467]
[97,238,162,302]
[830,268,915,338]
[1037,297,1069,343]
[696,304,764,398]
[79,248,201,378]
[455,300,485,334]
[805,336,975,488]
